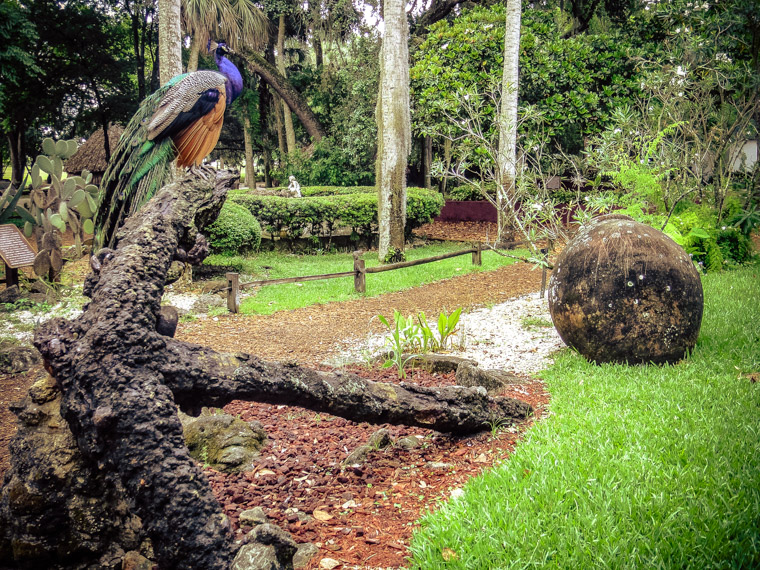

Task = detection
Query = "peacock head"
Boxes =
[208,40,231,55]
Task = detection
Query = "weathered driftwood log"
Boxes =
[160,341,532,432]
[31,170,532,569]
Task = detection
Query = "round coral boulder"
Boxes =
[548,214,703,364]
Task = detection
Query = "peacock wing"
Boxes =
[146,71,227,141]
[174,84,227,168]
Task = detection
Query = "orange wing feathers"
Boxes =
[173,84,227,168]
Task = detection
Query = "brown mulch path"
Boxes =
[176,261,542,366]
[1,220,550,569]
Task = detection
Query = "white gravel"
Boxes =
[332,292,567,375]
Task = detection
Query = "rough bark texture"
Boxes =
[244,113,255,186]
[277,14,297,155]
[0,371,148,569]
[376,0,411,262]
[159,343,532,432]
[242,49,326,143]
[34,172,238,570]
[496,0,521,242]
[23,170,532,568]
[157,0,182,84]
[548,214,704,364]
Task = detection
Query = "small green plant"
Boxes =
[378,310,421,379]
[378,307,464,377]
[487,417,508,439]
[0,181,34,225]
[415,308,463,352]
[521,316,553,329]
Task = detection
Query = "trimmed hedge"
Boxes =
[229,186,444,246]
[206,201,262,254]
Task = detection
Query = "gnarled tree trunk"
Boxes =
[22,170,531,568]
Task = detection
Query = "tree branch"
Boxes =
[238,49,326,142]
[160,340,533,432]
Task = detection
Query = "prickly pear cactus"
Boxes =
[20,137,100,281]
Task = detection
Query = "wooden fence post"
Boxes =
[353,252,366,293]
[226,272,240,313]
[472,241,482,266]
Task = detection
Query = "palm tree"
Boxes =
[182,0,267,72]
[159,0,183,83]
[376,0,411,263]
[496,0,521,243]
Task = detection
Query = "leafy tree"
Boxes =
[411,4,642,159]
[0,0,39,186]
[1,0,135,188]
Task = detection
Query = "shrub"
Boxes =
[230,187,444,246]
[206,201,261,255]
[716,228,753,265]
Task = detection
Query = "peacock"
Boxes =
[95,41,243,249]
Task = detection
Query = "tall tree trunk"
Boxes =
[439,137,451,195]
[158,0,182,85]
[243,49,326,143]
[258,75,274,188]
[128,4,146,101]
[314,34,323,67]
[244,114,255,187]
[496,0,522,243]
[273,95,286,157]
[187,35,202,72]
[264,148,273,187]
[423,136,433,189]
[376,0,411,263]
[7,128,24,189]
[277,14,297,155]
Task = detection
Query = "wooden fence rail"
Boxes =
[225,242,482,313]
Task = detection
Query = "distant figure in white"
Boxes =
[287,175,301,197]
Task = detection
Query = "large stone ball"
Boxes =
[548,214,703,364]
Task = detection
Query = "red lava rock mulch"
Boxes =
[212,364,550,569]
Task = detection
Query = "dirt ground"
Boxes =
[0,220,549,569]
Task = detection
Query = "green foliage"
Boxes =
[378,311,421,379]
[275,137,375,187]
[292,35,380,185]
[410,266,760,569]
[378,307,463,378]
[447,185,488,201]
[0,182,31,225]
[206,201,262,255]
[230,187,444,247]
[411,5,641,152]
[716,228,753,265]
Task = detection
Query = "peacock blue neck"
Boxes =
[216,53,243,105]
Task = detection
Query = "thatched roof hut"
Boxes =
[65,124,124,185]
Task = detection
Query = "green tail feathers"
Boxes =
[95,84,177,249]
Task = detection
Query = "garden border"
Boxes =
[224,242,483,313]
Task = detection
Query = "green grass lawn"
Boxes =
[410,265,760,569]
[205,242,528,315]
